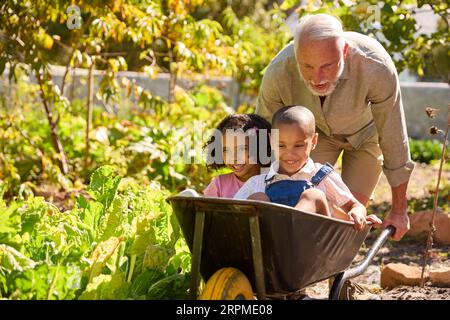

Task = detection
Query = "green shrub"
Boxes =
[409,138,443,164]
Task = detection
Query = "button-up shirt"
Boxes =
[256,31,415,187]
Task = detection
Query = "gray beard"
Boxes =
[299,59,345,97]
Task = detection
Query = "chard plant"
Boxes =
[0,166,191,299]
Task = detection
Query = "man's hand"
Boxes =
[382,208,410,241]
[384,182,410,241]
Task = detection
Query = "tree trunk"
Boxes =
[36,72,69,175]
[69,67,76,102]
[60,65,69,97]
[85,64,94,168]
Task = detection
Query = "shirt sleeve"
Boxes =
[233,175,264,200]
[368,62,415,187]
[255,63,285,122]
[203,178,220,197]
[320,171,356,208]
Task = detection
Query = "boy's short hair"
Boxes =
[271,105,316,136]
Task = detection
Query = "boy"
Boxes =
[234,106,381,230]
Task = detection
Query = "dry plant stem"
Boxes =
[419,113,450,287]
[85,63,94,168]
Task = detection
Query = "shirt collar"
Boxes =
[339,43,353,80]
[265,158,316,181]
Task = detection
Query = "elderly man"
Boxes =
[256,13,415,241]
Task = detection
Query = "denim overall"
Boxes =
[265,163,334,207]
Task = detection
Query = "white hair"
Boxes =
[294,14,345,60]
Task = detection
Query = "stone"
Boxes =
[429,267,450,287]
[407,210,450,245]
[380,263,428,289]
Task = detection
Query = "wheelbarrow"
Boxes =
[167,194,395,300]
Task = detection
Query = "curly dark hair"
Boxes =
[204,114,272,170]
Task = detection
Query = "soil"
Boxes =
[379,286,450,300]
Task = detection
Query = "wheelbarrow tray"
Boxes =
[168,196,371,295]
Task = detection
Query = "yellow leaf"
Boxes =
[88,236,123,282]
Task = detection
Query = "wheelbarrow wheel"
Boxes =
[200,267,255,300]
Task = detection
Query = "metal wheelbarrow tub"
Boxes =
[168,196,393,299]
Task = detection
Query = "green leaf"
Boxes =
[0,244,36,273]
[381,4,394,14]
[88,166,122,212]
[417,65,424,77]
[142,244,169,271]
[0,203,21,234]
[7,264,80,300]
[98,196,126,241]
[81,201,103,236]
[130,268,164,298]
[130,230,156,256]
[78,271,126,300]
[146,273,190,299]
[280,0,299,11]
[169,211,182,246]
[88,237,123,282]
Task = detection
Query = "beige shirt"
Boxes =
[256,32,415,187]
[234,158,355,212]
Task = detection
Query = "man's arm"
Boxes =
[255,64,284,122]
[368,62,415,240]
[369,63,415,186]
[382,181,410,241]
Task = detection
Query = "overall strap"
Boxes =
[310,162,334,186]
[264,174,274,185]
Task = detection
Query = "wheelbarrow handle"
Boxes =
[329,225,395,300]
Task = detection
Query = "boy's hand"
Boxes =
[333,203,367,231]
[347,206,367,231]
[335,202,381,231]
[366,214,382,226]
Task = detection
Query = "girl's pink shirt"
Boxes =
[203,173,245,198]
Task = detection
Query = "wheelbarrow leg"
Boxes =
[249,216,266,300]
[329,272,345,300]
[190,211,205,300]
[329,226,395,300]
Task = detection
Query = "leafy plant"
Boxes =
[0,166,191,299]
[409,138,443,164]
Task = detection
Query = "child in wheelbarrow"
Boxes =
[202,114,272,198]
[234,105,381,231]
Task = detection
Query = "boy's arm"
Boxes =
[336,200,382,230]
[340,200,367,231]
[321,170,382,229]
